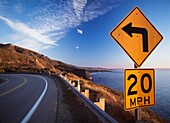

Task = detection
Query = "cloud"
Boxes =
[14,3,22,13]
[83,1,117,22]
[11,33,54,52]
[32,0,119,29]
[0,1,5,8]
[31,0,119,39]
[0,0,120,52]
[76,45,79,50]
[0,16,57,49]
[77,29,83,34]
[15,39,51,52]
[73,0,87,19]
[0,16,57,45]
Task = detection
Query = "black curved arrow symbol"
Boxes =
[122,22,148,52]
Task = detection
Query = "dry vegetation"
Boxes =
[60,72,168,123]
[0,43,90,80]
[0,43,168,122]
[51,75,101,123]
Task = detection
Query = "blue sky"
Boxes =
[0,0,169,68]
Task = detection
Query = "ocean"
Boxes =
[91,69,170,122]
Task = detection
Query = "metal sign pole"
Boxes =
[134,64,140,122]
[135,108,138,121]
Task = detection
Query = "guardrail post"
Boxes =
[72,82,76,87]
[78,80,80,92]
[60,75,118,123]
[64,75,67,80]
[94,102,99,109]
[81,89,89,99]
[49,71,51,76]
[81,92,85,95]
[100,97,105,111]
[85,89,89,99]
[94,97,105,111]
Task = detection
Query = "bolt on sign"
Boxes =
[124,69,155,110]
[110,7,163,67]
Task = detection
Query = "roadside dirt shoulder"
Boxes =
[51,75,101,123]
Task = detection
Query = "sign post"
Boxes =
[134,64,139,121]
[110,6,163,122]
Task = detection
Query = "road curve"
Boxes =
[0,74,58,123]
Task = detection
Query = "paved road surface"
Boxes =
[0,74,58,123]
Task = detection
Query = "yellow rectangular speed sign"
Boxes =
[124,69,155,110]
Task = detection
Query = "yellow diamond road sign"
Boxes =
[110,7,163,67]
[124,69,155,110]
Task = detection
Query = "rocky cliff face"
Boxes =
[0,43,90,80]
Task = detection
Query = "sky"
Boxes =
[0,0,169,68]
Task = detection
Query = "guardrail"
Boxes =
[59,75,118,123]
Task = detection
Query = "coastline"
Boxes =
[62,71,167,123]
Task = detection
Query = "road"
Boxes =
[0,74,58,123]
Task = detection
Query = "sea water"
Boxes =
[91,69,170,121]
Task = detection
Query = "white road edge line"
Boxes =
[0,78,9,87]
[21,75,48,123]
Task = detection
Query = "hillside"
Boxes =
[62,72,167,123]
[0,43,167,122]
[0,43,90,79]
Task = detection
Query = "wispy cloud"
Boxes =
[73,0,87,20]
[77,29,83,34]
[0,15,58,51]
[0,0,120,52]
[83,1,117,22]
[0,1,5,8]
[10,33,55,52]
[14,0,22,13]
[31,0,119,40]
[0,16,56,45]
